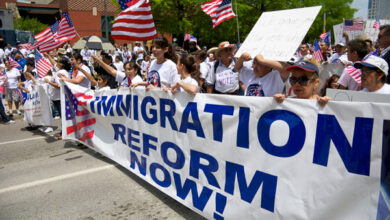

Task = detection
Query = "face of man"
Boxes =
[335,45,345,54]
[320,42,328,52]
[300,44,309,55]
[378,29,390,49]
[347,46,358,62]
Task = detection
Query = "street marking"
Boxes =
[0,165,115,194]
[0,137,46,145]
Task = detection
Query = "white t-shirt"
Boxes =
[338,66,360,91]
[122,51,132,63]
[206,60,239,93]
[121,74,143,87]
[73,64,91,89]
[199,62,210,80]
[24,80,34,91]
[148,59,179,88]
[362,84,390,94]
[179,76,199,93]
[0,49,5,64]
[239,66,285,97]
[50,69,70,101]
[5,68,21,89]
[329,53,349,64]
[113,61,124,72]
[133,46,144,60]
[95,86,111,91]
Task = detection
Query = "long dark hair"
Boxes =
[180,53,200,84]
[320,74,340,96]
[153,37,177,63]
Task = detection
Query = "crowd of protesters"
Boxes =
[1,24,390,137]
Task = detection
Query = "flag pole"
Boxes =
[234,0,241,46]
[323,12,326,33]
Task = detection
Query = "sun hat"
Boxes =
[215,41,236,56]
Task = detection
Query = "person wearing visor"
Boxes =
[274,60,330,106]
[354,56,390,94]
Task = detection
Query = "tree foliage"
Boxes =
[111,0,357,46]
[14,17,47,35]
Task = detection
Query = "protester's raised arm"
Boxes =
[76,64,97,86]
[255,54,290,82]
[235,52,251,72]
[92,55,117,77]
[44,53,57,66]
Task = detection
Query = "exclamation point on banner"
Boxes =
[214,193,227,220]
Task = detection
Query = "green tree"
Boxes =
[14,17,47,35]
[111,0,357,46]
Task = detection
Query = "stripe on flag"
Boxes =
[201,0,235,29]
[111,0,158,41]
[8,56,21,68]
[344,20,364,31]
[34,50,53,78]
[373,17,380,29]
[312,40,324,62]
[345,66,362,85]
[55,12,77,43]
[35,21,65,53]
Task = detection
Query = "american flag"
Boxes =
[118,0,133,10]
[34,50,53,78]
[111,0,158,41]
[344,20,364,31]
[190,35,197,43]
[55,12,77,43]
[345,66,361,85]
[373,17,380,29]
[312,40,324,61]
[8,56,21,68]
[64,84,96,146]
[319,32,327,40]
[35,21,64,53]
[323,31,332,50]
[184,33,191,41]
[201,0,236,29]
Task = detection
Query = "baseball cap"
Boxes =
[336,42,345,47]
[285,61,319,74]
[354,56,389,76]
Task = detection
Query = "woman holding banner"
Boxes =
[169,53,200,95]
[273,60,330,106]
[131,37,178,90]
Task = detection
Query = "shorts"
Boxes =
[5,88,21,102]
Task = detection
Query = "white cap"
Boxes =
[28,54,35,58]
[354,56,389,76]
[336,42,345,47]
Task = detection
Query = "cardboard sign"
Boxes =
[326,88,390,103]
[236,6,322,61]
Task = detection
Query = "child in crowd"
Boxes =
[170,53,200,95]
[320,74,340,96]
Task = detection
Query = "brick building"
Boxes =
[1,0,162,46]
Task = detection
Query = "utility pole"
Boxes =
[104,0,109,39]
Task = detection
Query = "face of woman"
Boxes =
[361,67,382,91]
[176,59,184,75]
[289,69,319,99]
[219,48,233,65]
[330,77,339,88]
[152,44,167,60]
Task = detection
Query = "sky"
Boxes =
[351,0,368,19]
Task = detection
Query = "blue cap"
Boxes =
[285,61,319,75]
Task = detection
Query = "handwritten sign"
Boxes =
[236,6,322,61]
[333,23,345,45]
[365,19,390,43]
[326,88,390,103]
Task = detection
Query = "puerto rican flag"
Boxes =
[63,83,96,146]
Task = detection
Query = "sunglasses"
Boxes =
[289,76,314,86]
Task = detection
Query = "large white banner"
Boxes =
[236,6,321,61]
[61,82,389,220]
[23,83,53,126]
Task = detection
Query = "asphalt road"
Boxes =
[0,115,205,220]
